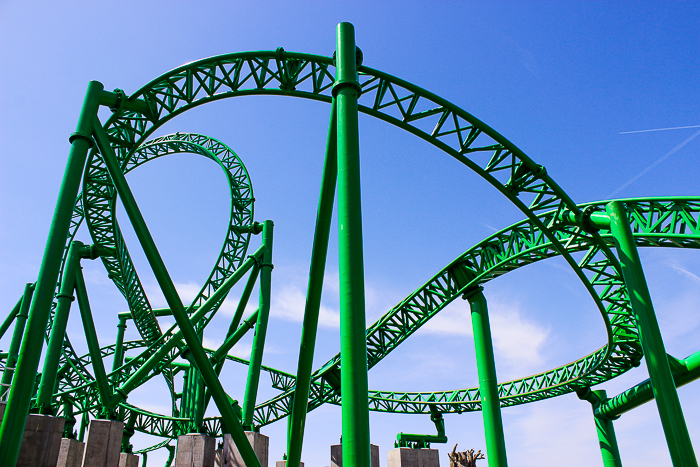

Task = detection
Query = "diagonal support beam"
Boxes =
[92,117,261,467]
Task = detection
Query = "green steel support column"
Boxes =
[335,22,371,467]
[578,389,622,467]
[74,262,114,412]
[0,80,103,467]
[92,118,261,467]
[242,220,274,430]
[0,297,22,341]
[63,398,77,439]
[35,241,83,412]
[224,264,260,338]
[112,317,128,375]
[287,98,337,467]
[78,410,88,442]
[194,369,205,431]
[607,201,697,467]
[466,289,508,467]
[212,309,259,364]
[0,283,33,401]
[109,248,262,406]
[597,348,700,419]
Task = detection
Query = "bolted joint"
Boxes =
[332,79,362,97]
[559,205,611,232]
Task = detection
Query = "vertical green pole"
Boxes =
[286,99,338,467]
[607,201,697,467]
[0,297,22,341]
[74,261,114,411]
[35,241,83,413]
[0,283,33,400]
[466,290,508,467]
[579,389,623,467]
[335,22,371,467]
[0,80,103,467]
[113,317,128,374]
[92,119,261,467]
[78,409,88,442]
[242,220,274,430]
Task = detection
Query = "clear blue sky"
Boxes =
[1,1,699,466]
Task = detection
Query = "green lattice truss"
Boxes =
[1,48,698,460]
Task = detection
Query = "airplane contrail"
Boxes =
[608,128,700,198]
[620,124,700,134]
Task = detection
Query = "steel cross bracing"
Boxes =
[4,46,699,455]
[30,197,700,437]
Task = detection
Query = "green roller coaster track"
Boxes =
[0,22,697,467]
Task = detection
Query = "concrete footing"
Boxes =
[56,438,85,467]
[175,433,216,467]
[17,413,65,467]
[387,448,440,467]
[119,452,140,467]
[222,431,268,467]
[331,443,380,467]
[81,419,124,467]
[275,461,304,467]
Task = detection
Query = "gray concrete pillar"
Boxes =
[222,431,268,467]
[56,438,85,467]
[119,452,140,467]
[275,461,303,467]
[387,448,440,467]
[215,448,223,467]
[175,433,216,467]
[17,413,65,467]
[331,443,380,467]
[81,419,124,467]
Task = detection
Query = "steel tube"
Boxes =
[0,297,21,341]
[242,220,274,429]
[93,119,261,467]
[0,283,33,401]
[0,80,104,467]
[212,309,259,364]
[286,99,338,467]
[335,22,371,467]
[597,348,700,419]
[112,317,128,374]
[74,263,114,410]
[35,242,82,412]
[607,200,697,467]
[467,290,508,467]
[582,390,623,467]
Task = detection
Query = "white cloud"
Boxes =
[271,283,340,328]
[420,297,549,378]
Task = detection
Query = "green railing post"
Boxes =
[0,283,33,400]
[35,241,82,413]
[286,99,337,467]
[466,289,508,467]
[0,79,104,467]
[335,22,371,467]
[607,201,697,467]
[578,389,622,467]
[92,118,261,467]
[242,220,274,430]
[74,261,114,412]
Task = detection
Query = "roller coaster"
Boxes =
[0,22,697,467]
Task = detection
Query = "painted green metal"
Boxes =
[0,80,104,467]
[286,98,337,467]
[396,406,447,448]
[467,288,508,467]
[597,348,700,419]
[578,389,622,467]
[0,297,21,341]
[606,201,697,466]
[4,25,700,467]
[242,220,274,430]
[0,283,33,400]
[335,22,371,467]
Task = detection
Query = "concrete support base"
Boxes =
[175,433,216,467]
[81,419,124,467]
[275,461,304,467]
[222,431,269,467]
[56,438,85,467]
[331,443,380,467]
[119,452,140,467]
[215,448,223,467]
[387,448,440,467]
[17,413,65,467]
